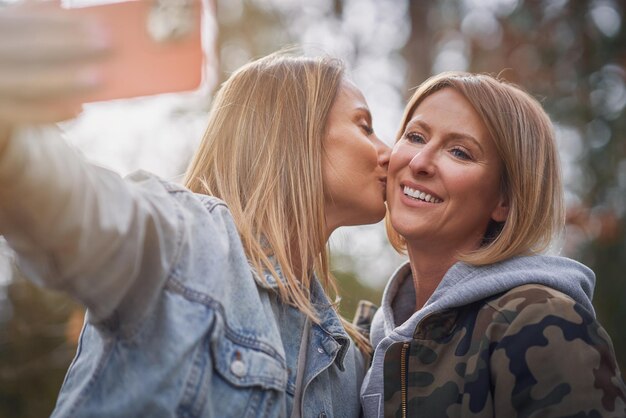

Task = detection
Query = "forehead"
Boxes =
[412,88,473,117]
[407,88,486,132]
[334,79,368,110]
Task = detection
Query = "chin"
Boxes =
[389,214,416,238]
[352,206,386,226]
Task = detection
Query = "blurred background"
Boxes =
[0,0,625,416]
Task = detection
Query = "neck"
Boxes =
[405,233,486,310]
[406,244,459,311]
[323,216,340,243]
[288,234,325,282]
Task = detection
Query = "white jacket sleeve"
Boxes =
[0,126,183,330]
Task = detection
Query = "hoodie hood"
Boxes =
[371,254,595,347]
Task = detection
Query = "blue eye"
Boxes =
[405,132,425,144]
[451,147,471,160]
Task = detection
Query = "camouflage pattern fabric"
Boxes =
[383,284,626,417]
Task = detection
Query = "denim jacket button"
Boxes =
[317,346,325,354]
[318,412,327,418]
[230,359,246,377]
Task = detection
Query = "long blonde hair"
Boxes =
[387,71,564,265]
[184,52,369,350]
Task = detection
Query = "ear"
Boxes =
[491,194,509,223]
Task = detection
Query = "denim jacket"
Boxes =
[0,129,365,417]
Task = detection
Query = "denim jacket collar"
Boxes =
[311,276,351,371]
[251,261,351,370]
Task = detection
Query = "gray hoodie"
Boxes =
[360,254,596,418]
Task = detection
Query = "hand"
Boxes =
[0,4,110,127]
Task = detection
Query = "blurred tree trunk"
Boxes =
[403,1,436,93]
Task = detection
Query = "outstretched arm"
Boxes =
[0,7,181,332]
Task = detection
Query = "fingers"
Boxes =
[0,100,84,125]
[0,14,109,65]
[0,6,111,126]
[0,67,101,100]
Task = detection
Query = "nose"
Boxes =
[374,135,391,169]
[408,146,435,177]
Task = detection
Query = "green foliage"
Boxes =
[0,278,80,418]
[333,269,383,321]
[581,237,626,372]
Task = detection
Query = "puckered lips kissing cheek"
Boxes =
[399,181,443,207]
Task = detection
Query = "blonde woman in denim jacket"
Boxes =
[0,10,390,418]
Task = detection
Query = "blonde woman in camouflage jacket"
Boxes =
[360,72,626,418]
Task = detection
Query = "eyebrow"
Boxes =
[405,119,484,153]
[354,106,372,124]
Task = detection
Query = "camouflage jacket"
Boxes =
[383,283,626,417]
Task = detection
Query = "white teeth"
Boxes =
[403,186,442,203]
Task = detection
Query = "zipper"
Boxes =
[399,310,440,418]
[400,341,409,418]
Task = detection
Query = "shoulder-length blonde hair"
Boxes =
[387,71,565,265]
[184,52,366,345]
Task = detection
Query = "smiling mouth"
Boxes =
[403,186,442,203]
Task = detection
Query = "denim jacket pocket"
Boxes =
[205,332,288,417]
[178,331,288,418]
[212,333,288,391]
